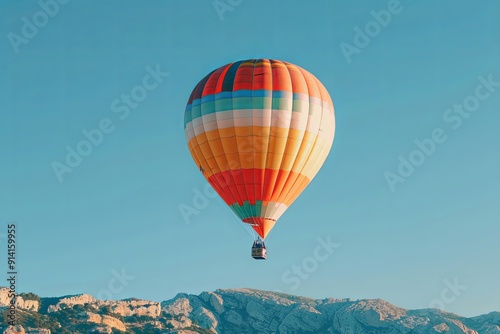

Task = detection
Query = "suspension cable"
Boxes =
[222,207,255,240]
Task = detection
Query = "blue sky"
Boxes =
[1,0,499,317]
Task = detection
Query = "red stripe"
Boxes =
[215,63,232,94]
[262,169,279,201]
[208,169,306,206]
[202,67,225,98]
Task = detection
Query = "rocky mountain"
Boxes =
[0,287,498,333]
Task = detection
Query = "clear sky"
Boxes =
[1,0,499,318]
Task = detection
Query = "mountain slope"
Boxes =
[1,287,499,333]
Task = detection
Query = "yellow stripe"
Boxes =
[187,127,328,175]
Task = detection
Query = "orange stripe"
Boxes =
[296,66,321,99]
[271,60,292,92]
[285,63,309,95]
[187,128,324,177]
[253,59,273,91]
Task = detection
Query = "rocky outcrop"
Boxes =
[434,323,451,332]
[3,326,25,334]
[41,293,160,318]
[2,327,49,334]
[98,298,161,317]
[82,312,127,332]
[101,314,126,332]
[46,294,95,312]
[0,288,39,312]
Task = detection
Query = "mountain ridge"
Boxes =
[1,287,499,333]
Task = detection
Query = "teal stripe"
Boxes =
[232,97,253,109]
[230,204,245,219]
[184,92,326,127]
[230,200,264,220]
[255,201,262,217]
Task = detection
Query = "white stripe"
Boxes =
[216,119,234,129]
[201,121,219,132]
[185,126,195,141]
[233,117,253,127]
[233,109,255,119]
[271,112,292,128]
[215,110,234,120]
[252,117,271,127]
[193,124,205,136]
[306,112,321,133]
[192,117,204,128]
[261,202,288,220]
[202,113,217,123]
[185,108,331,141]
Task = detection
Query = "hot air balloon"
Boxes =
[184,59,335,259]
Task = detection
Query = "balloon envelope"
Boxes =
[184,59,335,238]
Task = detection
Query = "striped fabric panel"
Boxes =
[184,59,335,238]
